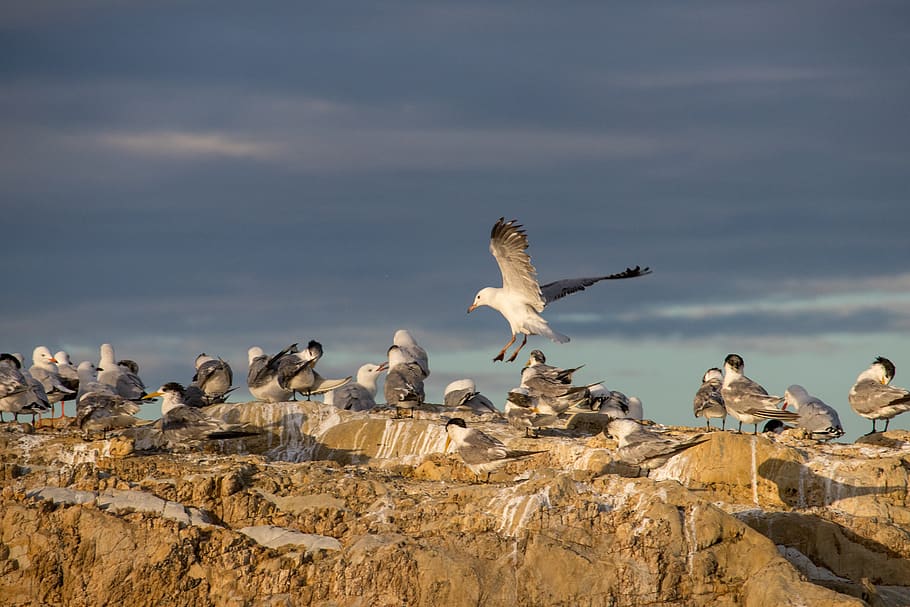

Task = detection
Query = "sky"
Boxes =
[2,1,909,440]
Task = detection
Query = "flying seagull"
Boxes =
[468,217,651,362]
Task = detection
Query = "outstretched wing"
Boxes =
[489,218,545,311]
[541,266,652,305]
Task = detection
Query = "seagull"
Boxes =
[444,417,545,482]
[74,391,144,437]
[143,382,259,447]
[781,384,844,441]
[325,362,388,411]
[848,356,910,434]
[247,344,297,403]
[393,329,430,378]
[468,217,651,362]
[606,418,709,475]
[189,353,235,406]
[76,361,116,402]
[0,353,31,423]
[277,340,325,400]
[587,384,627,416]
[693,367,726,430]
[13,353,51,421]
[28,346,75,414]
[54,350,81,417]
[115,359,147,400]
[443,379,499,415]
[504,387,557,437]
[384,345,426,417]
[721,354,798,434]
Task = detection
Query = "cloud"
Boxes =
[96,130,280,159]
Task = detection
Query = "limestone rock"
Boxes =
[0,402,905,605]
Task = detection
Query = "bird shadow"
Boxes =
[757,458,904,509]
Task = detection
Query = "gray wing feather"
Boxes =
[541,266,652,304]
[489,218,545,311]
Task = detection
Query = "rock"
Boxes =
[0,401,905,605]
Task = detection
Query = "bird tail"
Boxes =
[745,408,801,422]
[534,321,569,344]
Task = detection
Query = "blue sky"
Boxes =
[2,1,909,439]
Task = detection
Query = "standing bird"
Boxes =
[384,345,426,417]
[693,367,727,430]
[848,356,910,434]
[325,362,388,411]
[606,417,708,476]
[13,353,51,421]
[97,344,146,400]
[503,387,557,437]
[74,391,143,438]
[781,384,844,441]
[468,217,651,362]
[443,378,499,415]
[76,361,116,402]
[444,417,545,482]
[277,340,324,401]
[0,353,31,422]
[721,354,798,434]
[247,344,297,403]
[393,329,430,378]
[143,382,258,447]
[28,346,75,415]
[191,353,234,405]
[54,350,81,417]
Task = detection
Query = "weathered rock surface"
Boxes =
[1,402,907,606]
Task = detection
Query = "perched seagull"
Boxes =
[14,353,51,421]
[76,361,116,402]
[29,347,75,414]
[277,340,324,400]
[504,387,557,437]
[780,384,844,441]
[520,350,593,415]
[848,356,910,434]
[693,367,727,430]
[721,354,798,434]
[54,350,81,417]
[116,360,147,400]
[468,217,651,362]
[190,353,234,405]
[443,378,499,415]
[606,417,709,475]
[384,345,426,417]
[143,382,258,447]
[588,385,628,416]
[444,417,545,482]
[247,344,297,403]
[626,396,644,420]
[74,391,143,437]
[0,353,30,422]
[325,362,388,411]
[393,329,430,378]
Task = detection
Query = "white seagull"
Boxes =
[848,356,910,434]
[468,217,651,362]
[444,417,545,482]
[693,367,726,430]
[782,384,844,441]
[721,354,798,434]
[325,362,388,411]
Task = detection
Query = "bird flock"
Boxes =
[3,218,909,480]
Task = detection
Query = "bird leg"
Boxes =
[884,419,891,432]
[505,335,528,363]
[493,334,517,362]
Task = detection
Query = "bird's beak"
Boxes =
[377,362,389,372]
[781,401,789,410]
[97,366,104,372]
[467,303,479,313]
[444,436,451,453]
[49,357,58,363]
[881,378,888,385]
[142,391,163,400]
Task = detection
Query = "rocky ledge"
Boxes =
[1,402,908,606]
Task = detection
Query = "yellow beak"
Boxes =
[444,436,451,453]
[142,391,163,400]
